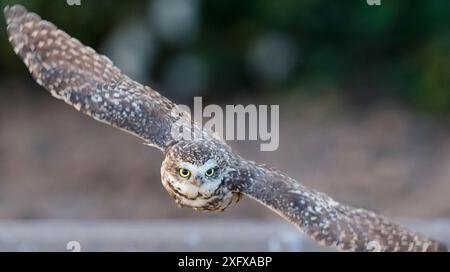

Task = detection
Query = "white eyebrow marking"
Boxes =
[198,159,217,174]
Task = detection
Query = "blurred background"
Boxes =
[0,0,449,251]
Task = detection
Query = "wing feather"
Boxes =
[4,5,181,150]
[232,161,447,252]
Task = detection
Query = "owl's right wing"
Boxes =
[4,5,189,151]
[232,161,447,252]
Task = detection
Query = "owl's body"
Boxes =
[4,5,447,252]
[161,139,240,211]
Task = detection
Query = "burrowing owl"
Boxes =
[4,5,447,252]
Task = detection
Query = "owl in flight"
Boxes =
[4,5,447,252]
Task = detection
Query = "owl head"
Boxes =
[161,139,241,211]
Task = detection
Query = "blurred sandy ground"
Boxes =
[0,79,449,221]
[0,219,449,251]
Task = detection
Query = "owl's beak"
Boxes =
[192,176,203,186]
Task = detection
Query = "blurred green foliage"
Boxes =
[0,0,449,115]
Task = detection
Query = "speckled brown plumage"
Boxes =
[4,4,180,150]
[4,5,447,252]
[231,160,448,252]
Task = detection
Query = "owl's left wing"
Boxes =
[231,161,448,252]
[4,5,187,151]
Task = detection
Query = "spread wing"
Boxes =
[4,5,188,151]
[232,161,448,252]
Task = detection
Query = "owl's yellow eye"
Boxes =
[205,168,215,177]
[179,168,191,178]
